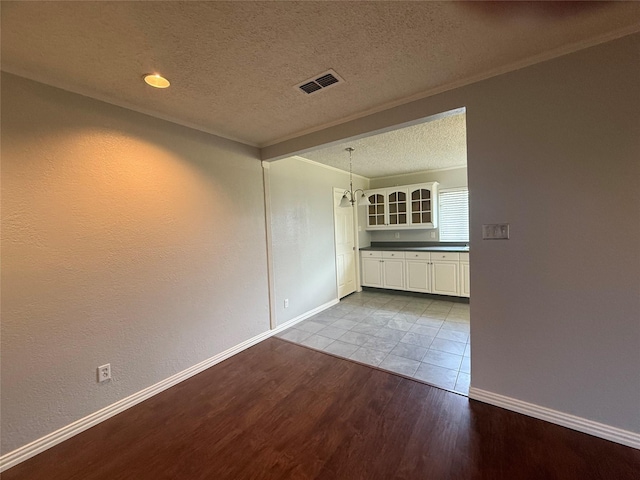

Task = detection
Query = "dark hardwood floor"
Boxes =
[4,338,639,479]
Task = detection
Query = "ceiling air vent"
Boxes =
[295,69,344,95]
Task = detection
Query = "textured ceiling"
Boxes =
[301,111,467,178]
[2,2,640,147]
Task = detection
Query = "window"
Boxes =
[439,188,469,242]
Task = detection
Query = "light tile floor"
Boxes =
[275,289,471,395]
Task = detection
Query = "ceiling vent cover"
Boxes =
[295,69,344,95]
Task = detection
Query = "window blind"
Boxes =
[439,188,469,242]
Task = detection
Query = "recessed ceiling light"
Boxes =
[143,74,170,89]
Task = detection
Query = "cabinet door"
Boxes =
[387,188,408,226]
[431,260,459,296]
[406,260,430,293]
[367,192,386,228]
[460,262,470,298]
[409,187,434,227]
[382,259,405,290]
[362,257,383,287]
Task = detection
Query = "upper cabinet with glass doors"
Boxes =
[365,182,438,230]
[387,188,408,227]
[409,186,435,227]
[367,192,386,227]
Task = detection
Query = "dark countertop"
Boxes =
[360,244,469,253]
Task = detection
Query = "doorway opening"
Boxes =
[276,107,471,395]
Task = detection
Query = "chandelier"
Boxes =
[339,147,371,207]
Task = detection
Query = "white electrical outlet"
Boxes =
[430,231,436,239]
[284,299,289,308]
[394,232,400,239]
[97,364,111,383]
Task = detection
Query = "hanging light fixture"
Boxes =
[339,147,371,207]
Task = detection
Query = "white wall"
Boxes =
[268,157,369,325]
[0,73,271,454]
[263,34,640,435]
[368,167,468,243]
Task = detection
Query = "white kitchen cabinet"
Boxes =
[431,260,460,296]
[408,185,437,228]
[361,255,383,287]
[365,182,438,230]
[361,249,468,298]
[386,188,409,227]
[406,259,431,293]
[460,253,470,298]
[366,192,386,228]
[382,257,405,290]
[405,251,431,293]
[431,252,460,296]
[366,188,408,229]
[360,251,405,290]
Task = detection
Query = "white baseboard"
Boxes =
[0,298,338,472]
[469,387,640,450]
[275,298,340,330]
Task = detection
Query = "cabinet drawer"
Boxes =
[361,250,382,258]
[405,251,430,261]
[431,252,460,261]
[460,252,469,262]
[382,251,405,259]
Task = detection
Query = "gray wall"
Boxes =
[1,73,271,454]
[264,34,640,434]
[268,157,369,325]
[368,167,468,243]
[2,32,639,457]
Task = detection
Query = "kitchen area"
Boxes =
[276,108,472,395]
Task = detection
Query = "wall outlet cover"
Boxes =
[483,223,510,240]
[97,364,111,383]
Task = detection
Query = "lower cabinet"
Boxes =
[460,257,470,298]
[360,251,405,290]
[405,251,431,293]
[361,250,469,298]
[430,252,460,296]
[406,260,430,292]
[361,256,383,287]
[382,257,405,290]
[431,260,459,296]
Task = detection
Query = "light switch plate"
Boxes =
[483,223,510,240]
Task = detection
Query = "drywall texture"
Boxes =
[265,34,640,434]
[5,2,640,146]
[369,167,468,243]
[0,73,270,454]
[301,112,467,178]
[268,157,369,325]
